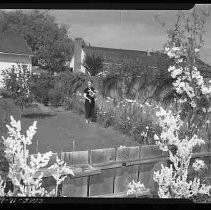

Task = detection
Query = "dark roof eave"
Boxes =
[83,46,147,54]
[0,51,34,56]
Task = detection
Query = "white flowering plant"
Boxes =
[48,156,74,196]
[0,116,74,197]
[153,108,211,199]
[153,7,211,201]
[163,9,211,136]
[127,180,147,197]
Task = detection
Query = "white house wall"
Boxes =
[80,49,86,73]
[70,49,86,73]
[69,55,74,69]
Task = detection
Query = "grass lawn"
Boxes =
[20,104,139,154]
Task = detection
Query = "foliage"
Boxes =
[48,88,62,107]
[0,9,73,74]
[66,94,85,115]
[127,180,147,196]
[164,11,211,132]
[1,116,52,196]
[55,71,87,106]
[97,59,172,104]
[48,156,74,196]
[29,74,55,105]
[2,65,32,110]
[153,108,211,199]
[153,7,211,200]
[83,54,104,77]
[0,116,74,196]
[94,93,161,145]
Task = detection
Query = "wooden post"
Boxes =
[89,148,116,196]
[114,146,139,193]
[61,151,89,197]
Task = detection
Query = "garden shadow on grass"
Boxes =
[22,113,56,119]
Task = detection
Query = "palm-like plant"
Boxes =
[83,54,104,77]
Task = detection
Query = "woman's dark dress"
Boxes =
[84,87,95,120]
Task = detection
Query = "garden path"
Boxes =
[22,103,139,154]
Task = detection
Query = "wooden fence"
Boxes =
[32,143,211,197]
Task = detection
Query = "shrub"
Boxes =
[55,71,86,101]
[66,95,85,115]
[83,54,104,76]
[97,110,115,128]
[29,74,55,105]
[48,88,62,107]
[2,66,32,110]
[0,89,12,99]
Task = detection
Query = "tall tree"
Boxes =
[0,9,74,74]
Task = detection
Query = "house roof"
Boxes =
[0,31,33,56]
[83,45,211,78]
[83,46,152,64]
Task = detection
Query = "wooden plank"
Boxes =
[126,156,167,166]
[192,152,211,158]
[138,162,154,190]
[208,143,211,176]
[34,166,101,179]
[201,156,210,178]
[92,161,123,170]
[193,141,210,153]
[73,166,101,177]
[89,148,116,196]
[138,145,162,191]
[90,188,152,198]
[61,151,89,166]
[140,145,162,159]
[114,146,139,193]
[61,151,89,197]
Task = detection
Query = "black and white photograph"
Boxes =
[0,4,211,203]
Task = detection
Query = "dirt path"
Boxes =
[22,104,139,154]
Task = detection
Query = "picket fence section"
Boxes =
[33,143,211,197]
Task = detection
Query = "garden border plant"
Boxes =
[152,7,211,200]
[0,116,74,197]
[126,7,211,201]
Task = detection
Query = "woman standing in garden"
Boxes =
[83,80,96,123]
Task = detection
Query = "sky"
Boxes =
[48,5,211,53]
